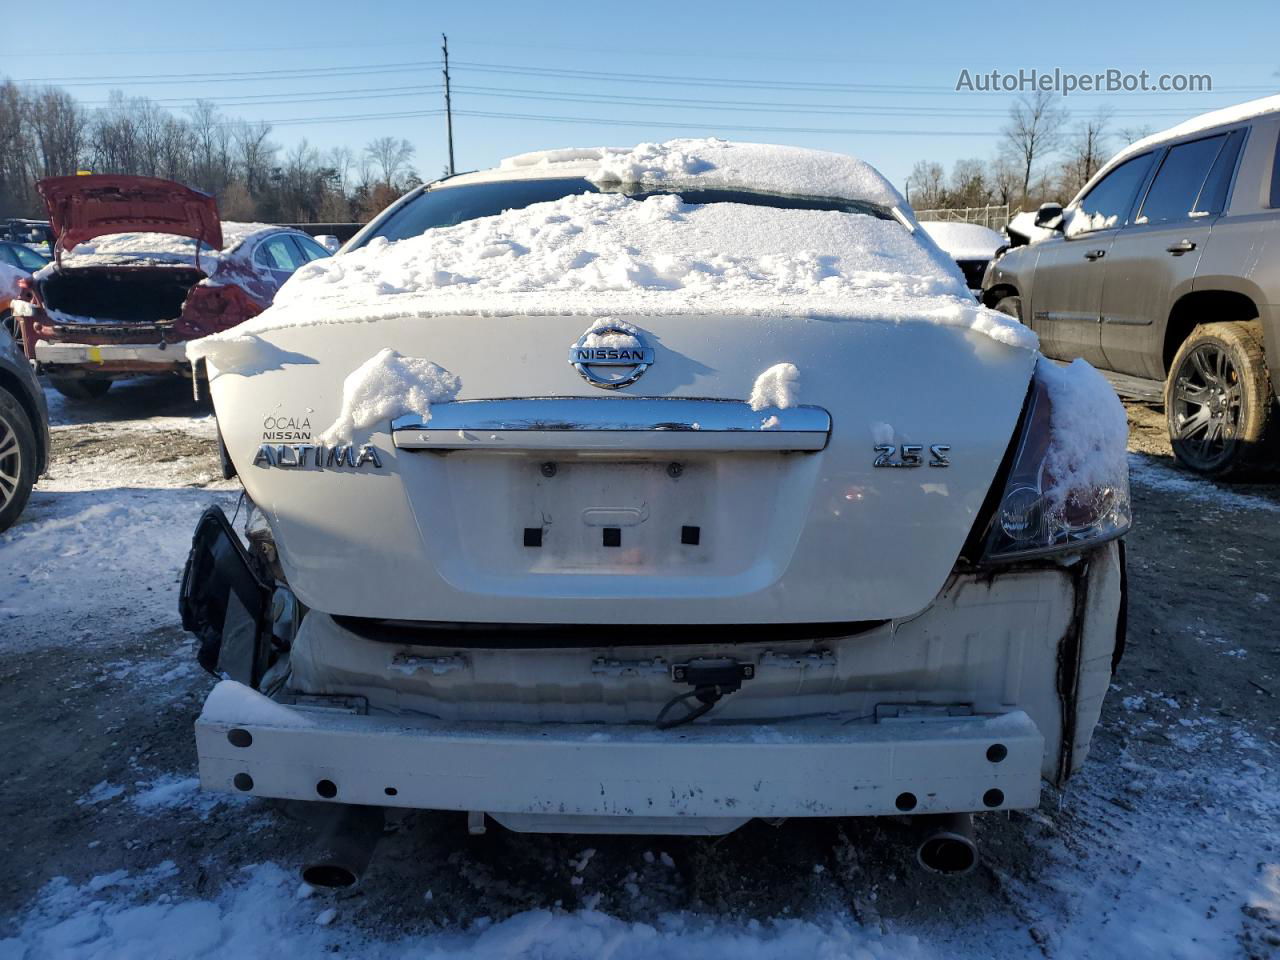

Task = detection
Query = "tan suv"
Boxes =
[983,98,1280,478]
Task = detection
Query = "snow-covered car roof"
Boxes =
[918,222,1005,261]
[448,138,909,210]
[1074,94,1280,206]
[193,140,1036,359]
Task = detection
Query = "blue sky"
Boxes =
[10,0,1278,192]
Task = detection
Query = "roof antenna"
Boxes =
[442,34,456,177]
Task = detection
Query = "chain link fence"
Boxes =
[910,204,1014,230]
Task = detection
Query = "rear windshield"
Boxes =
[359,177,895,247]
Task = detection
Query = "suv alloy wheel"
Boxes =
[1165,320,1275,478]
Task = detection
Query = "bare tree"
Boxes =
[1060,109,1113,198]
[906,160,946,209]
[1117,125,1154,146]
[25,87,86,179]
[948,158,992,208]
[0,77,423,222]
[1001,91,1068,205]
[233,120,276,198]
[0,82,33,214]
[363,136,416,188]
[990,155,1022,208]
[328,145,353,196]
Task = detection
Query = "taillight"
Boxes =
[175,284,262,339]
[982,358,1131,563]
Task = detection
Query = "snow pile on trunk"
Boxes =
[319,348,460,444]
[50,221,279,270]
[748,363,799,411]
[503,138,906,210]
[196,191,1035,357]
[1039,357,1130,511]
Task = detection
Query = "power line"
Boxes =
[15,61,441,87]
[452,61,945,93]
[451,60,1278,98]
[449,84,1222,120]
[454,109,994,138]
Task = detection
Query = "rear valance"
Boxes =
[391,397,831,452]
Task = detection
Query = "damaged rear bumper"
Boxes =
[33,338,189,376]
[196,681,1043,831]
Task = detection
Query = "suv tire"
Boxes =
[1165,321,1275,478]
[49,376,112,401]
[0,385,36,532]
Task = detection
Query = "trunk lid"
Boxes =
[209,313,1035,625]
[37,175,222,256]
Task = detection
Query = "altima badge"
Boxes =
[253,443,382,469]
[568,323,655,389]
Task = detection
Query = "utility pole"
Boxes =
[442,33,455,176]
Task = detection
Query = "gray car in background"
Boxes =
[983,99,1280,478]
[0,325,50,531]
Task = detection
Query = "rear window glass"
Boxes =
[1138,135,1226,223]
[361,178,895,247]
[1271,130,1280,208]
[1194,129,1245,216]
[1074,153,1154,232]
[256,236,305,271]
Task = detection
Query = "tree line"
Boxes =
[905,91,1153,214]
[0,80,424,223]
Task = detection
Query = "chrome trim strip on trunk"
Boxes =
[391,397,831,452]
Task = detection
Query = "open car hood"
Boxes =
[37,175,222,255]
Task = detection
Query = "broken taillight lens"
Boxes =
[982,359,1131,563]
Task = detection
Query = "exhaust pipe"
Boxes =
[301,804,385,888]
[915,813,978,876]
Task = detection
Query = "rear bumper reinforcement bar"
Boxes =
[197,681,1042,820]
[34,340,188,368]
[391,397,831,452]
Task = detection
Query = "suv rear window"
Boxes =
[361,178,895,247]
[1271,130,1280,208]
[1138,134,1227,223]
[1194,129,1245,216]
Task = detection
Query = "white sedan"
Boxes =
[180,139,1130,879]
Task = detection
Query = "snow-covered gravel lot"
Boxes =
[1,381,1277,959]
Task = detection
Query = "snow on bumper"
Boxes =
[34,339,188,370]
[196,681,1043,823]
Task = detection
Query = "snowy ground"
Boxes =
[1,380,1277,959]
